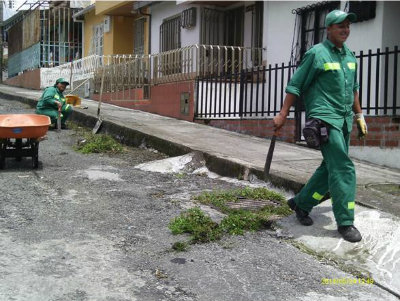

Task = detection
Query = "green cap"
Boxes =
[55,78,69,86]
[325,10,357,27]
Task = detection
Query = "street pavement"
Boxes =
[0,84,399,299]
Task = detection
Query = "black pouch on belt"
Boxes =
[302,119,329,149]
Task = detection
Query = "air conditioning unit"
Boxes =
[104,15,111,33]
[181,7,196,29]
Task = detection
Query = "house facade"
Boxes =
[4,1,84,88]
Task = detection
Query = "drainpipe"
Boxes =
[138,7,151,55]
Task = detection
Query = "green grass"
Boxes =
[169,187,292,247]
[169,207,222,243]
[171,241,189,252]
[74,133,124,154]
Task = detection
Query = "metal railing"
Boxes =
[40,44,265,89]
[195,64,295,119]
[93,55,151,100]
[195,45,400,119]
[357,46,399,116]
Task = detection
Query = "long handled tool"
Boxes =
[57,107,61,132]
[264,132,277,176]
[92,67,105,134]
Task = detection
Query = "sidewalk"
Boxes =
[1,84,398,214]
[1,84,400,296]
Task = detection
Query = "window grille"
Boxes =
[294,1,340,60]
[160,15,181,52]
[181,7,196,29]
[159,15,181,75]
[93,23,104,56]
[134,18,145,55]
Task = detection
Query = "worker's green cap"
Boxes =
[325,10,357,27]
[55,78,69,86]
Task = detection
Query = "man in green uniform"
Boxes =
[36,78,73,129]
[274,10,368,243]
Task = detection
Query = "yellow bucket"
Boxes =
[65,95,81,107]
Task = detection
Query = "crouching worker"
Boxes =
[36,78,73,129]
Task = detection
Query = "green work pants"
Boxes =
[294,121,356,226]
[36,103,73,125]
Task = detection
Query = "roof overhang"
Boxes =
[72,3,95,20]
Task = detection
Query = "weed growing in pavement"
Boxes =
[171,241,189,252]
[69,123,124,154]
[75,133,124,154]
[169,207,222,243]
[169,187,292,249]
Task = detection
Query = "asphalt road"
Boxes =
[0,99,397,301]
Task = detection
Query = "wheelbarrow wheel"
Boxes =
[16,138,22,162]
[32,142,39,169]
[0,142,5,169]
[0,154,4,169]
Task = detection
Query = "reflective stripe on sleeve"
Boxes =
[347,62,356,70]
[324,62,341,71]
[348,202,355,210]
[312,192,324,201]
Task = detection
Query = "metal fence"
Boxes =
[358,46,399,116]
[195,45,400,119]
[40,44,264,91]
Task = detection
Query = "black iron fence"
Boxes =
[195,45,400,119]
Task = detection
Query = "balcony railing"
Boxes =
[40,45,265,89]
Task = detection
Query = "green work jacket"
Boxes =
[36,86,66,111]
[286,39,359,131]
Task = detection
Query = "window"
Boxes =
[160,15,181,52]
[159,15,181,75]
[293,1,340,61]
[249,2,263,66]
[134,18,146,55]
[92,23,104,56]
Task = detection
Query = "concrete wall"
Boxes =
[381,2,400,49]
[92,81,195,122]
[344,1,385,53]
[150,1,201,54]
[4,68,41,90]
[84,9,112,56]
[263,1,400,65]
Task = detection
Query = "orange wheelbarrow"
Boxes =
[0,114,51,169]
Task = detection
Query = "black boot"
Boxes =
[338,225,362,243]
[287,198,313,226]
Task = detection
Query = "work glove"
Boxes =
[356,113,368,139]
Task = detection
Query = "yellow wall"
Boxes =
[84,9,114,56]
[95,1,127,15]
[83,1,140,56]
[113,16,134,54]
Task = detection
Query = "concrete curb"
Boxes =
[0,89,312,194]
